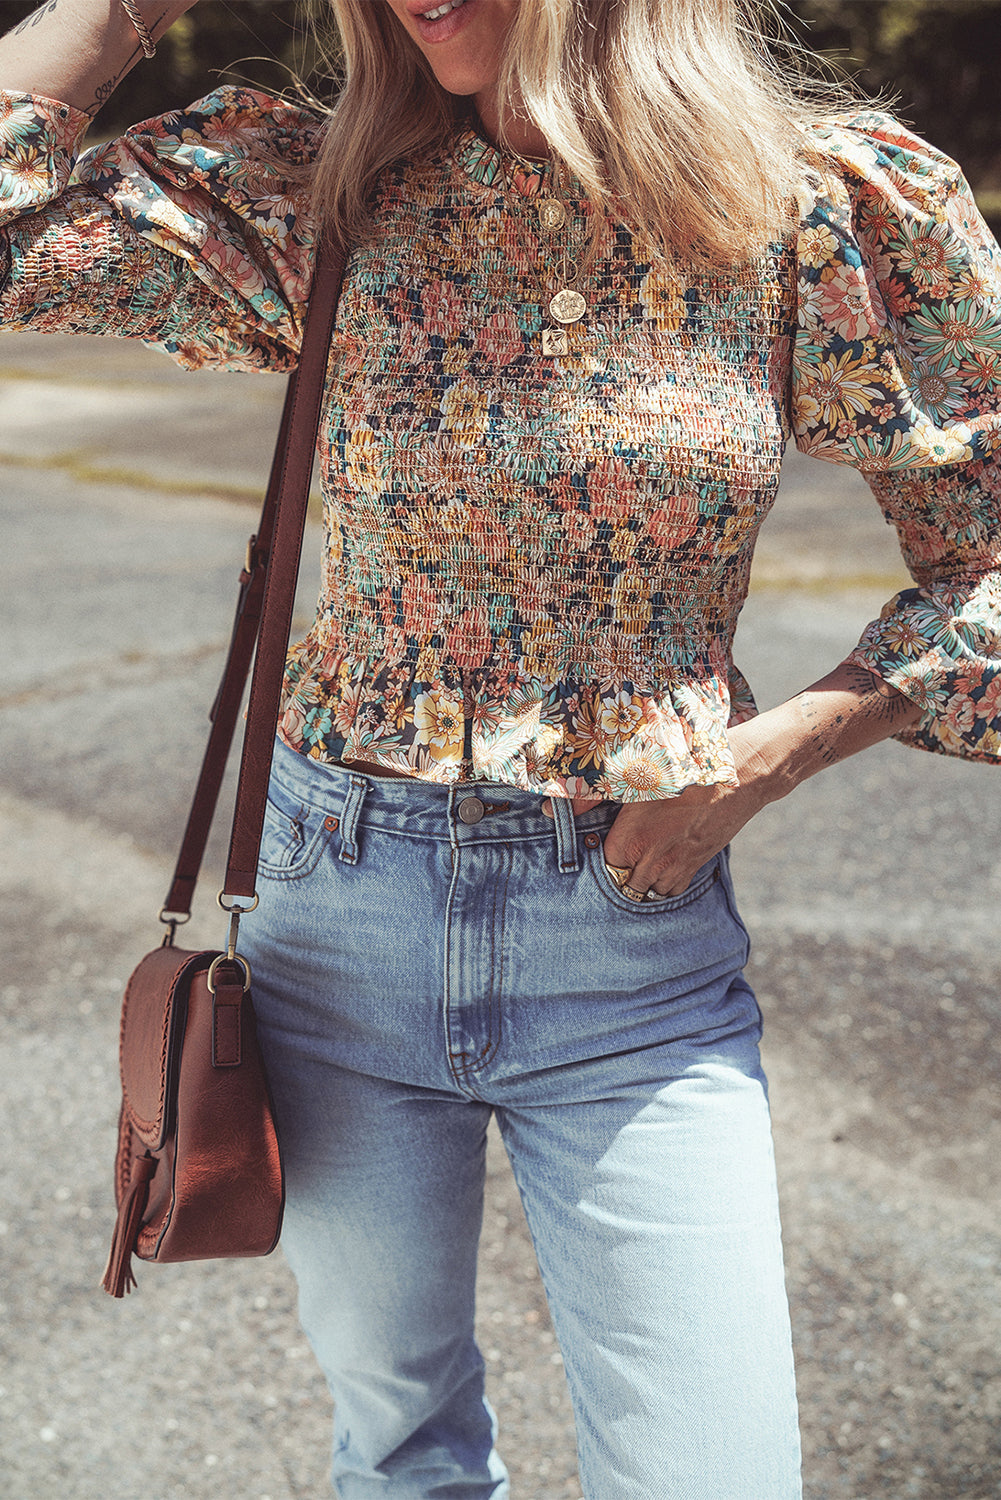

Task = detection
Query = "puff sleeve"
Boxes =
[0,86,322,371]
[793,111,1001,760]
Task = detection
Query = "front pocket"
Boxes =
[257,785,334,879]
[587,845,721,915]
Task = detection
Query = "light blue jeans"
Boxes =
[240,737,802,1498]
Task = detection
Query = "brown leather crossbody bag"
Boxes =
[102,235,348,1297]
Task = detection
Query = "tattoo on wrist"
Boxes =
[87,9,171,113]
[92,75,123,108]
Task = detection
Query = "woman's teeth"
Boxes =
[422,0,467,19]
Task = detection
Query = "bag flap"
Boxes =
[119,946,214,1152]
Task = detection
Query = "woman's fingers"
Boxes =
[604,783,751,895]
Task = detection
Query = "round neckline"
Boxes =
[453,124,555,199]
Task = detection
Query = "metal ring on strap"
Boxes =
[206,952,252,993]
[158,907,192,926]
[217,891,260,913]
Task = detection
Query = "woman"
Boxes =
[2,1,999,1495]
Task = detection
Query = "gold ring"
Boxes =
[621,883,647,902]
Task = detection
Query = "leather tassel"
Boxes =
[101,1154,157,1298]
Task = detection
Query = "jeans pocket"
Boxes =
[257,779,333,879]
[588,844,722,915]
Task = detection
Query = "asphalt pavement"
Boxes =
[2,330,1000,1500]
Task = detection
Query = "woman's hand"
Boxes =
[546,730,773,900]
[544,659,923,901]
[600,773,767,898]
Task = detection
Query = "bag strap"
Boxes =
[160,233,348,927]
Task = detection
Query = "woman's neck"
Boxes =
[473,88,551,161]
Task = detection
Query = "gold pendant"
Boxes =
[542,327,569,356]
[549,287,588,324]
[537,198,567,232]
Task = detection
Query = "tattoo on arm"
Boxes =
[9,2,174,114]
[86,9,172,114]
[798,692,841,766]
[14,1,61,37]
[843,663,915,721]
[798,667,916,769]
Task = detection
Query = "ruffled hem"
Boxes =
[277,646,751,802]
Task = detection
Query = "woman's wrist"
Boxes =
[0,0,196,115]
[730,660,922,806]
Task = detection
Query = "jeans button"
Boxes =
[457,795,486,824]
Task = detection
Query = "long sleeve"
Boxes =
[794,111,1001,760]
[0,86,323,371]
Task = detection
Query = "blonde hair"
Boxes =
[307,0,847,267]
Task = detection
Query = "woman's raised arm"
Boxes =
[0,0,196,115]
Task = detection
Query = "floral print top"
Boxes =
[2,87,1000,798]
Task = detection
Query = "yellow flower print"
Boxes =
[415,645,443,681]
[343,423,383,493]
[611,568,653,635]
[599,690,643,740]
[6,141,59,199]
[795,350,885,426]
[413,689,465,761]
[519,620,563,684]
[440,377,490,448]
[639,264,687,333]
[879,617,925,653]
[609,525,639,563]
[569,702,605,771]
[797,221,839,271]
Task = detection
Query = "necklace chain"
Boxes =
[495,147,589,356]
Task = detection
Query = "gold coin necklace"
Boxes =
[498,147,588,356]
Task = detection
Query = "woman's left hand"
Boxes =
[542,722,773,899]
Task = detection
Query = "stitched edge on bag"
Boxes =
[119,954,189,1139]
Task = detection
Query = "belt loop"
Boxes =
[550,795,578,874]
[338,776,369,865]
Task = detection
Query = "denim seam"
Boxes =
[481,844,510,1076]
[443,846,509,1091]
[718,859,753,968]
[442,845,487,1096]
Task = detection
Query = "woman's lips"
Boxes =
[411,0,479,46]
